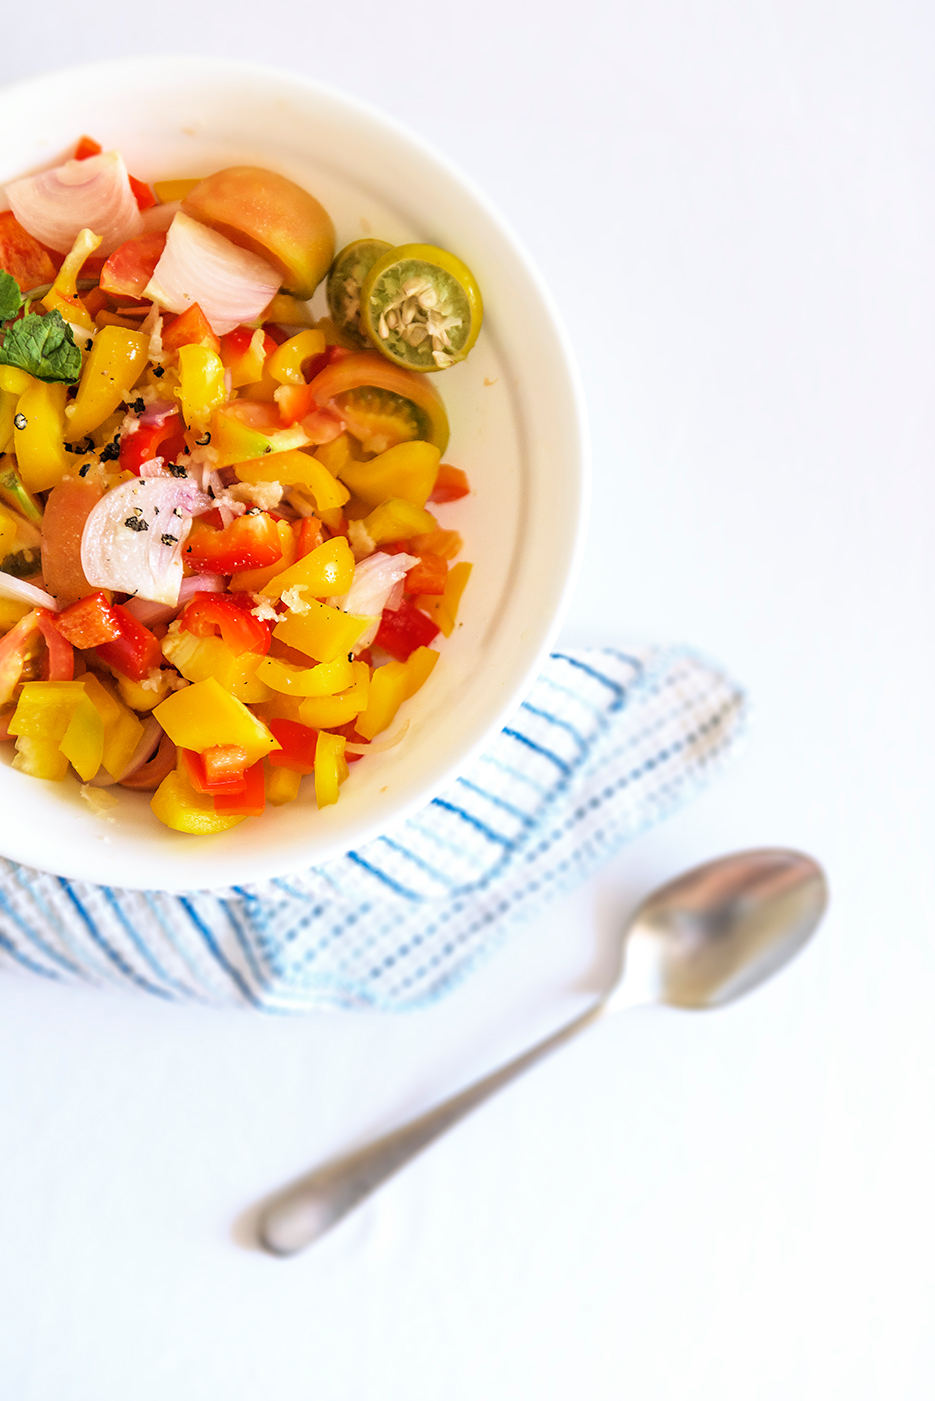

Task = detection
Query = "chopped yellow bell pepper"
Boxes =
[8,680,106,781]
[65,326,149,442]
[356,646,439,740]
[151,765,247,834]
[59,693,105,781]
[314,731,347,809]
[80,672,146,779]
[12,734,70,781]
[221,327,268,389]
[313,433,360,478]
[9,681,85,742]
[0,457,43,524]
[338,440,440,509]
[177,344,227,434]
[298,661,370,728]
[161,626,272,704]
[255,653,353,696]
[0,597,30,630]
[0,367,31,396]
[267,329,326,385]
[153,676,279,765]
[0,388,16,455]
[13,379,70,492]
[230,519,296,592]
[414,561,472,638]
[259,536,354,601]
[363,498,436,545]
[116,670,173,712]
[273,600,373,664]
[43,229,101,332]
[153,178,203,203]
[266,764,302,806]
[235,449,349,512]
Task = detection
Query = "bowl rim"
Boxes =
[0,56,591,892]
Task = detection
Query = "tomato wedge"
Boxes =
[307,352,449,454]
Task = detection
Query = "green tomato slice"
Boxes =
[326,239,393,348]
[360,243,483,373]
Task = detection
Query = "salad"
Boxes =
[0,137,480,834]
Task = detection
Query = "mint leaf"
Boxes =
[0,271,22,324]
[0,309,82,383]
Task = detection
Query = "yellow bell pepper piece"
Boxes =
[152,178,202,203]
[43,229,101,332]
[0,367,31,396]
[9,681,85,742]
[0,506,17,559]
[221,327,268,389]
[267,329,326,385]
[235,449,349,513]
[65,326,149,442]
[314,434,357,477]
[151,765,247,834]
[0,597,30,629]
[266,764,302,806]
[59,693,105,781]
[314,731,347,809]
[338,441,440,509]
[414,561,472,638]
[356,646,439,740]
[177,344,227,434]
[116,670,173,712]
[12,734,70,781]
[255,653,353,696]
[154,676,278,765]
[0,388,16,455]
[80,672,146,779]
[298,661,370,729]
[161,626,272,704]
[252,694,303,724]
[230,519,296,592]
[259,536,354,601]
[8,679,108,781]
[273,600,373,664]
[363,498,436,546]
[13,379,70,492]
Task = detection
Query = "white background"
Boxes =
[2,3,934,1397]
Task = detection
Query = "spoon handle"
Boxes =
[259,1000,605,1255]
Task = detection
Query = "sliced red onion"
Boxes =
[330,552,418,652]
[385,577,405,613]
[345,720,410,754]
[5,152,144,256]
[139,400,178,428]
[81,477,211,607]
[122,571,224,626]
[139,459,171,479]
[0,571,59,612]
[144,211,281,336]
[179,573,224,602]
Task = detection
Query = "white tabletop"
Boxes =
[3,4,933,1398]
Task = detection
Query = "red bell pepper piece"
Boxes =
[184,513,284,575]
[428,464,470,504]
[181,745,249,795]
[36,609,74,681]
[404,553,448,596]
[179,592,271,655]
[374,600,440,662]
[162,303,220,355]
[53,592,121,649]
[294,517,323,560]
[95,604,162,682]
[100,232,167,299]
[127,173,156,212]
[267,719,318,774]
[213,759,266,816]
[119,411,187,476]
[74,136,103,160]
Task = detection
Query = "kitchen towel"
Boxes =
[0,645,746,1012]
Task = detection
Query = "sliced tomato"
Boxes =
[0,610,40,706]
[428,464,470,504]
[267,719,318,774]
[35,610,74,680]
[41,475,104,605]
[119,411,186,475]
[404,553,448,596]
[54,592,121,649]
[100,232,167,299]
[184,512,284,575]
[275,382,315,426]
[375,600,440,661]
[95,605,162,682]
[307,351,449,454]
[0,211,59,288]
[213,759,266,816]
[179,592,271,655]
[162,302,221,354]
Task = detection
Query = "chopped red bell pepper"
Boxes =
[54,592,121,649]
[95,604,162,682]
[213,759,266,816]
[404,553,448,596]
[100,232,167,299]
[179,592,272,655]
[184,513,284,575]
[267,719,318,774]
[119,410,187,476]
[428,464,470,504]
[219,326,278,383]
[294,517,323,560]
[36,609,74,681]
[162,303,220,355]
[127,173,156,212]
[374,600,440,662]
[181,745,249,795]
[74,136,102,160]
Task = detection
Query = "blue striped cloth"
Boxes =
[0,647,746,1012]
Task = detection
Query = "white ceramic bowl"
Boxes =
[0,57,588,892]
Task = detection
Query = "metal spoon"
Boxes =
[258,848,828,1256]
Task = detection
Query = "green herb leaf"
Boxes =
[0,309,82,384]
[0,271,23,324]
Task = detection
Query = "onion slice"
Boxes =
[331,552,418,651]
[0,571,59,612]
[122,570,224,626]
[145,211,281,336]
[80,477,211,607]
[345,721,410,754]
[5,152,144,256]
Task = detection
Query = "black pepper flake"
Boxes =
[124,516,149,532]
[85,339,93,351]
[168,462,187,478]
[100,438,121,463]
[161,533,178,547]
[13,413,26,431]
[78,464,90,477]
[152,365,165,377]
[195,431,211,446]
[131,397,145,414]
